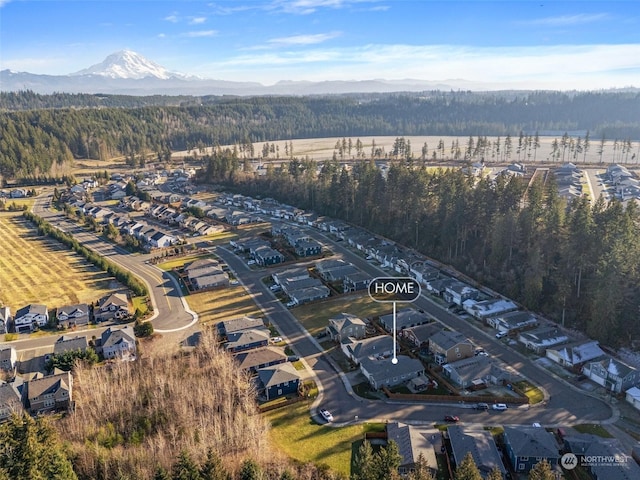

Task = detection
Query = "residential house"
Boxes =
[294,239,322,257]
[488,310,538,333]
[218,316,265,337]
[428,330,474,365]
[56,303,90,329]
[27,371,73,414]
[343,271,372,293]
[148,230,176,249]
[563,433,640,480]
[95,293,130,322]
[225,329,270,353]
[14,304,49,332]
[626,386,640,411]
[315,259,350,279]
[359,355,424,390]
[582,356,639,394]
[442,356,511,390]
[192,273,230,290]
[0,346,17,371]
[341,335,394,365]
[409,262,440,285]
[287,285,331,305]
[386,422,439,477]
[424,277,456,296]
[184,259,230,290]
[448,426,507,479]
[443,281,480,306]
[0,381,24,422]
[502,426,560,473]
[316,260,358,282]
[519,327,570,354]
[399,322,442,349]
[0,306,11,334]
[546,340,605,369]
[280,276,326,296]
[256,363,301,401]
[463,298,518,320]
[379,307,430,332]
[326,313,366,342]
[99,326,136,360]
[253,246,285,266]
[233,346,288,374]
[53,335,89,356]
[272,267,309,285]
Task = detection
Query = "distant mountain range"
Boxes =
[0,50,488,96]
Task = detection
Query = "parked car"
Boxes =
[444,415,460,422]
[492,403,508,411]
[495,331,508,339]
[320,409,334,422]
[475,403,489,410]
[247,260,256,265]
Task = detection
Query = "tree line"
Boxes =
[197,150,640,347]
[2,90,640,178]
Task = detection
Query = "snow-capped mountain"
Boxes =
[71,50,185,80]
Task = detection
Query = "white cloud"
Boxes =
[158,33,166,38]
[164,14,179,23]
[268,32,341,46]
[270,0,380,15]
[189,16,207,24]
[0,0,12,8]
[523,13,610,27]
[182,30,217,38]
[2,56,69,72]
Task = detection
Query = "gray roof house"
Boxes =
[582,356,640,394]
[326,313,366,342]
[225,329,270,353]
[99,326,136,360]
[341,335,394,365]
[233,346,288,373]
[563,433,640,480]
[56,303,90,329]
[14,304,49,332]
[443,356,511,389]
[379,307,430,332]
[428,330,474,365]
[359,355,424,390]
[488,310,538,332]
[546,340,605,368]
[399,322,442,348]
[0,346,17,372]
[256,363,301,401]
[386,422,439,477]
[443,281,481,306]
[0,381,24,422]
[448,426,506,479]
[502,426,560,474]
[218,316,265,336]
[462,298,518,320]
[519,326,570,354]
[53,335,89,356]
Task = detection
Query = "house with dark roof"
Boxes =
[563,433,640,480]
[519,327,570,354]
[0,381,24,422]
[233,346,288,373]
[14,304,49,332]
[341,335,394,365]
[447,426,506,479]
[272,267,309,285]
[463,298,518,320]
[99,326,136,360]
[0,306,11,335]
[428,330,474,365]
[582,356,639,394]
[95,293,130,322]
[488,310,538,333]
[326,313,366,342]
[53,335,89,356]
[253,245,285,266]
[502,426,560,473]
[399,322,442,348]
[409,262,440,285]
[442,356,511,390]
[225,329,270,353]
[0,346,17,372]
[26,371,73,414]
[217,316,265,337]
[386,422,439,477]
[56,303,90,329]
[379,307,430,332]
[359,355,424,390]
[294,239,322,258]
[443,281,480,306]
[343,271,372,293]
[288,285,331,305]
[315,259,350,280]
[256,363,301,401]
[546,340,605,369]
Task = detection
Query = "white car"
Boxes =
[492,403,508,411]
[320,409,334,422]
[495,331,508,339]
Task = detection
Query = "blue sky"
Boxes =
[1,0,639,89]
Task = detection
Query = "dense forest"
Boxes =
[197,151,640,348]
[2,90,640,178]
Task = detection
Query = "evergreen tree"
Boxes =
[352,440,376,480]
[407,453,435,480]
[171,451,202,480]
[238,459,263,480]
[454,452,482,480]
[486,466,504,480]
[200,449,230,480]
[372,440,402,480]
[154,466,172,480]
[528,459,555,480]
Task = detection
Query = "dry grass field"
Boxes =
[0,213,118,309]
[185,286,262,325]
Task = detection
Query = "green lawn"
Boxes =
[513,380,545,404]
[292,293,392,336]
[265,402,384,476]
[573,424,613,438]
[157,253,216,271]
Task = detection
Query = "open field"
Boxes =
[0,213,119,309]
[292,292,392,337]
[184,286,262,325]
[265,402,385,476]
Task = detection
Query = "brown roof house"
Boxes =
[27,371,73,414]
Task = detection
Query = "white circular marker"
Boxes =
[392,357,398,364]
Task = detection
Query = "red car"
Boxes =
[444,415,460,422]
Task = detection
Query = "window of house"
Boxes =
[518,464,525,471]
[521,457,529,462]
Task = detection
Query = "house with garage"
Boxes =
[192,272,230,290]
[502,426,560,474]
[341,335,394,365]
[225,329,270,353]
[0,306,11,334]
[294,239,322,258]
[359,355,425,390]
[94,293,130,322]
[217,316,265,337]
[272,267,310,285]
[429,330,474,365]
[582,356,640,394]
[399,322,443,349]
[0,346,17,372]
[53,335,89,356]
[488,310,538,333]
[233,346,288,374]
[546,340,605,369]
[443,356,511,390]
[98,326,136,360]
[256,363,301,401]
[0,381,24,422]
[326,313,366,342]
[315,259,351,280]
[343,271,372,293]
[287,285,331,306]
[386,422,439,478]
[443,280,480,306]
[14,304,49,332]
[56,303,90,329]
[409,262,440,285]
[463,298,518,320]
[519,327,570,354]
[253,245,285,266]
[448,426,507,479]
[26,371,73,414]
[379,307,430,332]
